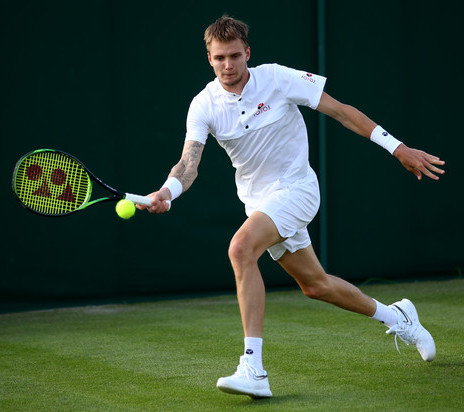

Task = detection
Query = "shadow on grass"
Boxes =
[225,393,309,407]
[432,362,464,368]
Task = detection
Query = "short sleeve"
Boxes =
[272,64,326,109]
[185,94,210,144]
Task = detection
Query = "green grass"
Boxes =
[1,279,463,411]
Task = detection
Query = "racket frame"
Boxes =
[12,149,152,217]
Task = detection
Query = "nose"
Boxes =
[224,58,233,70]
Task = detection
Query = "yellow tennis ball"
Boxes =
[116,199,136,219]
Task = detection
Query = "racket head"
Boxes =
[12,149,93,216]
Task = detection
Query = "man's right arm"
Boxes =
[139,140,205,214]
[169,140,205,192]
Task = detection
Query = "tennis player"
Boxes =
[139,16,445,398]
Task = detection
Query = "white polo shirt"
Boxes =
[185,63,326,210]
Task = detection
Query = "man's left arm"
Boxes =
[316,92,445,180]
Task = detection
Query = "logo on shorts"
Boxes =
[254,102,271,117]
[245,349,254,355]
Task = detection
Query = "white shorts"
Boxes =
[246,175,321,261]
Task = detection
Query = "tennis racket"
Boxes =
[12,149,165,217]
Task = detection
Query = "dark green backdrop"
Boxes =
[1,0,462,307]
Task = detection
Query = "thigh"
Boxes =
[232,211,286,258]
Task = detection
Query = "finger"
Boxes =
[146,202,160,213]
[151,201,170,213]
[423,153,445,164]
[422,159,446,179]
[418,164,440,180]
[421,155,446,172]
[413,169,422,180]
[148,202,169,214]
[427,164,445,175]
[430,158,446,166]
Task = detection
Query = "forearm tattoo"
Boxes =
[170,141,204,191]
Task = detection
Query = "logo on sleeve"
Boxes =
[301,73,316,83]
[254,102,271,117]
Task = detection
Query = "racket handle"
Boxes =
[125,193,171,211]
[125,193,152,206]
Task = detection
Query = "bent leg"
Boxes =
[278,245,376,316]
[228,211,285,338]
[277,245,436,361]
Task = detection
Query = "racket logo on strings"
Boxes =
[26,163,75,202]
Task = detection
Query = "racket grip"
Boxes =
[125,193,171,211]
[125,193,152,207]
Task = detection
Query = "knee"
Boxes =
[228,234,261,272]
[229,236,252,266]
[300,277,330,300]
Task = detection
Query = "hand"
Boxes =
[136,188,172,214]
[393,144,445,181]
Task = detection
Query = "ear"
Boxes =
[207,52,213,67]
[245,47,251,62]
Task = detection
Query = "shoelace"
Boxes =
[234,359,266,380]
[387,322,419,354]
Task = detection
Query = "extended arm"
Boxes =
[317,92,445,180]
[169,140,204,191]
[138,140,205,213]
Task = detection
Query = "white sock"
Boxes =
[371,299,399,328]
[244,337,264,372]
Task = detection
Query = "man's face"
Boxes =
[208,39,250,94]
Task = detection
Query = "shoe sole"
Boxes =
[217,380,272,398]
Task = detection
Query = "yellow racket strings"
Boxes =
[14,151,91,215]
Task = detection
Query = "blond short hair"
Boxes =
[204,16,249,51]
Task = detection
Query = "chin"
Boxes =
[222,76,238,86]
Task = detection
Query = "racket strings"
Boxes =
[14,151,91,215]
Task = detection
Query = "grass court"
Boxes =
[1,279,463,411]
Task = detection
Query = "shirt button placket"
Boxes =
[238,97,249,130]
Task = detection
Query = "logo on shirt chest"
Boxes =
[253,102,271,117]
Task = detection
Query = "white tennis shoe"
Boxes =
[386,298,436,361]
[216,356,272,398]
